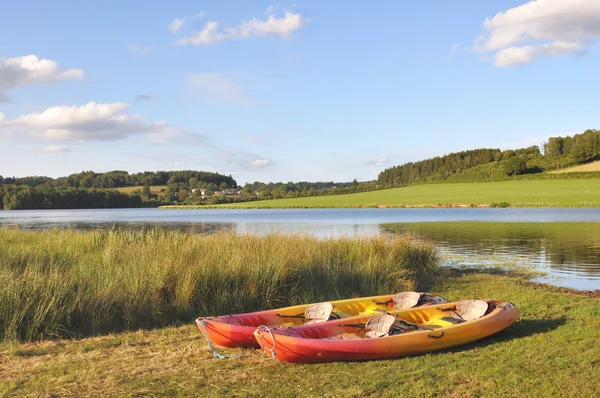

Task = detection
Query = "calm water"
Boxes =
[1,208,600,290]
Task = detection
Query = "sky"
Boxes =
[1,0,600,184]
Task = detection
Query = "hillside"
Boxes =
[549,160,600,174]
[378,129,600,186]
[165,179,600,208]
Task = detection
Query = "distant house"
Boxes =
[191,188,209,199]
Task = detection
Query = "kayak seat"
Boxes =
[452,299,489,322]
[364,315,427,338]
[365,314,399,338]
[392,292,422,309]
[304,302,337,325]
[392,292,449,310]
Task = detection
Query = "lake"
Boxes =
[1,208,599,290]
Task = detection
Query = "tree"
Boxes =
[178,190,190,202]
[503,157,526,176]
[142,184,151,199]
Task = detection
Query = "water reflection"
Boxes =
[380,222,600,290]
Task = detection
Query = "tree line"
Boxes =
[0,170,237,190]
[0,185,142,210]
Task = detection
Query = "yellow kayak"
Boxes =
[254,298,519,363]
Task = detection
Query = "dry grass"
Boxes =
[110,185,167,194]
[549,160,600,174]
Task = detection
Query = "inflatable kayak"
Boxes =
[254,298,518,363]
[196,292,447,348]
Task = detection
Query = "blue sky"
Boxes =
[1,0,599,184]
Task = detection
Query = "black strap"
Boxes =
[428,331,445,339]
[438,306,457,312]
[372,299,393,305]
[276,312,305,319]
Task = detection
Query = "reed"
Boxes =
[0,229,439,341]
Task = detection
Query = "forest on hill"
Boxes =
[378,129,600,186]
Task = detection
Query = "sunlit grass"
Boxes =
[164,179,600,208]
[109,185,167,194]
[0,229,439,342]
[549,160,600,174]
[1,271,598,397]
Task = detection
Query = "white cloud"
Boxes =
[168,12,206,33]
[0,55,83,100]
[495,41,583,67]
[136,94,154,101]
[132,150,272,174]
[250,159,270,168]
[476,0,600,66]
[0,102,209,145]
[40,145,71,153]
[169,18,185,33]
[449,44,460,57]
[187,73,254,106]
[368,158,388,166]
[217,151,273,170]
[177,10,308,46]
[127,45,156,54]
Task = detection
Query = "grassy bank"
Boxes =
[163,179,600,209]
[0,229,438,342]
[1,271,598,397]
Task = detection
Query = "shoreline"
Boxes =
[160,202,599,209]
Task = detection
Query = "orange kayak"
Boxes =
[196,292,447,349]
[254,299,519,363]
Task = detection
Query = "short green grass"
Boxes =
[2,271,598,397]
[164,179,600,209]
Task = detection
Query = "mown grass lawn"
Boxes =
[2,271,598,397]
[165,179,600,209]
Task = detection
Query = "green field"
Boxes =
[165,179,600,209]
[2,271,598,397]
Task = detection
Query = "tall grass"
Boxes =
[0,229,439,341]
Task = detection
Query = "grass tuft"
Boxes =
[0,229,438,342]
